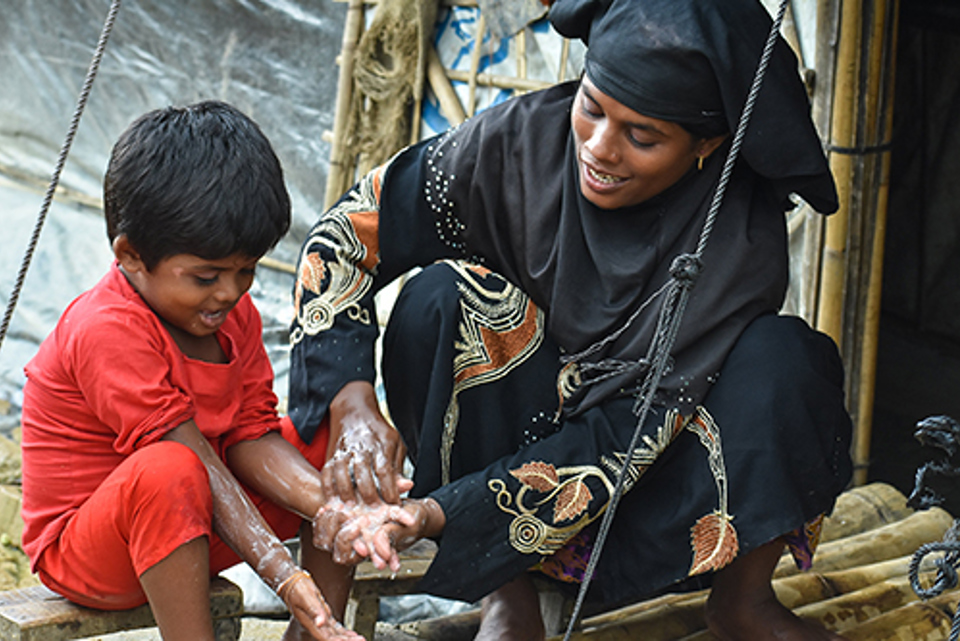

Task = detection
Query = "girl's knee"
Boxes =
[124,442,211,514]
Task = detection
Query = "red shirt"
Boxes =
[21,263,281,569]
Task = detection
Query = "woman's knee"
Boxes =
[389,262,462,327]
[725,314,844,387]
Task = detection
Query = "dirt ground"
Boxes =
[0,427,37,592]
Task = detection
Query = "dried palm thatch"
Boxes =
[325,0,438,207]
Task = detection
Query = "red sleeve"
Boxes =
[219,296,282,452]
[63,303,195,454]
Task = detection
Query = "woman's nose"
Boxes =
[585,122,619,164]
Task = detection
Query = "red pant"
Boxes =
[36,416,329,609]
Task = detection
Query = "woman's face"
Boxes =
[571,76,722,210]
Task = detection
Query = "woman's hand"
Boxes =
[277,570,364,640]
[312,500,419,568]
[333,498,446,571]
[324,381,412,506]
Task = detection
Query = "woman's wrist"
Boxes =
[420,498,446,538]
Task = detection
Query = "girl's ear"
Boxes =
[112,235,146,273]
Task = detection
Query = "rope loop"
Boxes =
[669,253,703,287]
[909,519,960,641]
[910,520,960,600]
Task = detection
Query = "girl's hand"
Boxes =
[277,570,364,640]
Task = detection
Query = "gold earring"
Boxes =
[697,155,704,171]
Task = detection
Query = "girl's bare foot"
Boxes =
[476,574,545,641]
[705,538,847,640]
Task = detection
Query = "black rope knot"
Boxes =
[670,253,703,287]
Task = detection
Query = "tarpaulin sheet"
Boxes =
[0,0,347,434]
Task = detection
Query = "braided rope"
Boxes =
[561,2,791,638]
[910,519,960,640]
[0,0,123,357]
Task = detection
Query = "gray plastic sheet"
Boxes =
[0,0,349,433]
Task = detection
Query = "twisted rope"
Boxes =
[561,1,791,638]
[0,0,123,357]
[910,520,960,639]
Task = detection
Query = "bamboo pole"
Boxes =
[427,46,467,125]
[466,14,486,117]
[324,0,366,209]
[550,558,943,641]
[775,553,937,609]
[816,0,861,344]
[798,0,841,322]
[446,68,554,92]
[795,573,933,633]
[774,508,953,579]
[849,1,899,486]
[841,590,960,641]
[821,482,913,543]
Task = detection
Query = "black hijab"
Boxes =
[550,0,838,212]
[421,0,837,417]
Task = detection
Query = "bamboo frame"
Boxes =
[815,0,899,486]
[324,0,573,200]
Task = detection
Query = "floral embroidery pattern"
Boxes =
[490,461,612,556]
[553,361,582,422]
[441,261,546,484]
[290,166,388,346]
[686,408,740,575]
[600,409,688,492]
[490,405,739,571]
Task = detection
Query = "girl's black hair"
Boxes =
[104,101,291,270]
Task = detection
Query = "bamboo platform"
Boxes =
[359,482,960,640]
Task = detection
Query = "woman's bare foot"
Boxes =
[476,574,545,641]
[706,591,846,640]
[705,538,847,640]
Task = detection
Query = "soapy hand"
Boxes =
[325,381,411,506]
[312,499,419,569]
[276,569,364,640]
[328,498,445,571]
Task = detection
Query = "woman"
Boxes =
[290,0,852,639]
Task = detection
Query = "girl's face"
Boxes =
[115,237,258,342]
[571,76,724,210]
